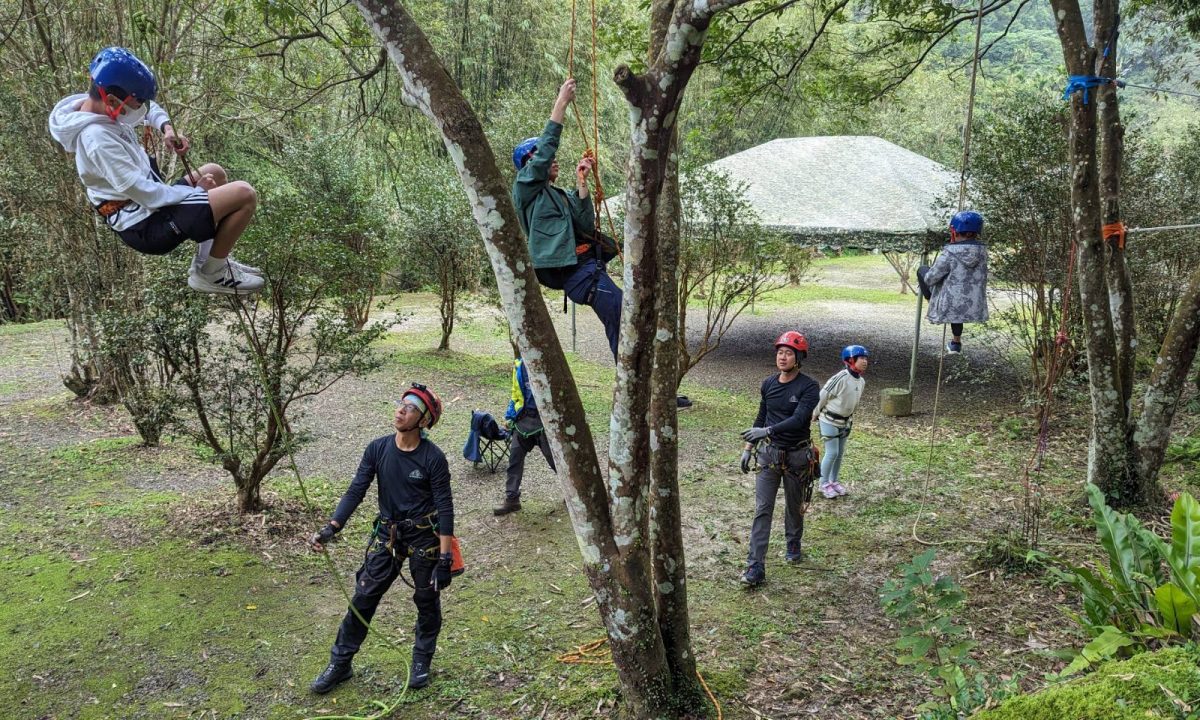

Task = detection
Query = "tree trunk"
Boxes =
[351,3,691,715]
[1133,265,1200,496]
[1051,0,1137,503]
[236,476,263,513]
[649,130,705,711]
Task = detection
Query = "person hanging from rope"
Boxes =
[49,47,263,295]
[916,210,990,354]
[736,331,820,587]
[812,345,869,500]
[493,355,556,516]
[308,383,455,694]
[511,78,621,359]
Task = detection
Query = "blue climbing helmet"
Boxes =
[841,344,870,362]
[950,210,983,234]
[89,47,157,103]
[512,137,539,170]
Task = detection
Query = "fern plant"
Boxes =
[1055,484,1200,675]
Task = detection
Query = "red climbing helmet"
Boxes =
[402,383,443,429]
[774,331,809,359]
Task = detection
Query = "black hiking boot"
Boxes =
[409,659,432,689]
[493,498,522,516]
[310,661,353,694]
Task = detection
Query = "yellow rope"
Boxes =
[556,638,722,717]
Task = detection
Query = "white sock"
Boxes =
[194,239,214,266]
[201,256,227,275]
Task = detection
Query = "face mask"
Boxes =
[115,102,149,127]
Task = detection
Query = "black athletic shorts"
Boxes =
[116,178,216,256]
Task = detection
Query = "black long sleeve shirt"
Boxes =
[753,372,820,449]
[331,435,455,535]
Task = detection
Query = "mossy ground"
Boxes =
[1,255,1196,718]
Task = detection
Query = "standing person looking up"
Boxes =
[309,384,455,694]
[493,356,556,516]
[813,345,869,499]
[737,331,820,587]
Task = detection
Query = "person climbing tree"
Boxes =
[308,383,455,694]
[48,47,263,295]
[493,356,556,516]
[737,331,820,587]
[916,210,990,354]
[813,345,869,499]
[511,78,620,359]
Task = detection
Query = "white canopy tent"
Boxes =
[702,135,959,252]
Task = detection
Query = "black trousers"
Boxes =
[505,429,555,502]
[330,527,441,665]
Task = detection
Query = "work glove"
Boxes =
[741,426,770,443]
[309,522,339,550]
[433,553,454,592]
[740,448,753,474]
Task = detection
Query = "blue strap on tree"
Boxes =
[1062,75,1113,104]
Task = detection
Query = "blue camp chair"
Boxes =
[463,410,510,474]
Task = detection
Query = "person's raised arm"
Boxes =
[550,78,575,125]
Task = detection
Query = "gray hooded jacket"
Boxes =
[924,240,989,324]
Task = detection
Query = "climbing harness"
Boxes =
[753,440,819,514]
[369,513,467,591]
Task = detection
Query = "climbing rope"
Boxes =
[556,637,722,718]
[224,298,413,720]
[566,0,622,259]
[911,0,985,547]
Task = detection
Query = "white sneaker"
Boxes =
[187,261,265,295]
[228,256,262,275]
[191,254,261,277]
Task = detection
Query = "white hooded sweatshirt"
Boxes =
[48,94,206,231]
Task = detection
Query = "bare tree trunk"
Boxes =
[649,130,704,710]
[1133,266,1200,495]
[352,3,686,714]
[1051,0,1137,503]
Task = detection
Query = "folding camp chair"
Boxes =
[462,410,510,474]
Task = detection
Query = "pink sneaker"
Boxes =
[832,481,848,496]
[820,483,839,499]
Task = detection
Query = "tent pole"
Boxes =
[909,251,928,392]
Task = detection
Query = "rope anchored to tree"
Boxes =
[556,638,723,719]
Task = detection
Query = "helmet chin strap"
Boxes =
[96,86,133,122]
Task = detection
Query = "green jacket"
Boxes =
[512,120,595,269]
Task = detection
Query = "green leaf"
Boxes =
[896,634,935,658]
[1080,625,1136,662]
[1086,483,1151,598]
[1167,492,1200,604]
[1154,583,1197,636]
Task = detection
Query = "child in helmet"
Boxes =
[511,79,619,359]
[812,345,869,498]
[916,210,989,353]
[737,331,820,586]
[49,47,262,295]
